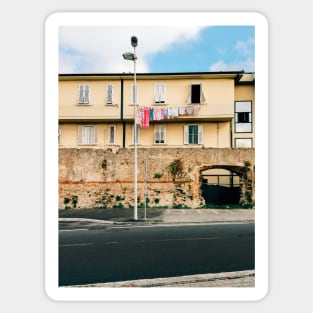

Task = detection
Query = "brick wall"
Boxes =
[59,148,255,209]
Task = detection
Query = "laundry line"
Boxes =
[136,105,201,128]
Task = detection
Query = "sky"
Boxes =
[59,26,254,74]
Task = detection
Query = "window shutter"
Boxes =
[108,125,116,144]
[160,84,166,103]
[154,84,159,103]
[198,125,203,144]
[78,126,83,144]
[107,85,113,104]
[161,125,166,143]
[184,125,189,144]
[93,126,98,144]
[78,85,84,104]
[84,85,90,104]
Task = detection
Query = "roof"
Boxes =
[59,71,254,84]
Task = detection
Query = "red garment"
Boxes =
[142,107,150,128]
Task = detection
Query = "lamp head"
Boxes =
[131,36,138,47]
[123,52,137,61]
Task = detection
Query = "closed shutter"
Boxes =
[78,85,84,104]
[184,125,189,144]
[107,85,113,104]
[198,125,203,144]
[84,85,90,104]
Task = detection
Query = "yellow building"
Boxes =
[59,71,255,151]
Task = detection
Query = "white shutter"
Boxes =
[84,85,90,104]
[160,84,166,103]
[184,125,189,144]
[161,125,166,143]
[78,126,83,144]
[108,125,116,144]
[198,125,203,144]
[78,85,84,104]
[154,84,159,103]
[106,85,113,104]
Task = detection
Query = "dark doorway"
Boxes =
[200,169,240,205]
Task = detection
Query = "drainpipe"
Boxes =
[230,120,233,148]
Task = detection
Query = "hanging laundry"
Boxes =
[185,106,194,115]
[178,107,186,115]
[142,107,150,128]
[193,105,201,115]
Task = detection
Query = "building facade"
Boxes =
[58,72,255,209]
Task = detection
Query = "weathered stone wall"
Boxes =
[59,148,255,209]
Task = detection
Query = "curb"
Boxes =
[63,270,255,288]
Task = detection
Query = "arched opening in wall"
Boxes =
[200,168,240,206]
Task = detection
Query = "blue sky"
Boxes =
[59,26,254,74]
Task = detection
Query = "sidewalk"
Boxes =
[59,207,255,225]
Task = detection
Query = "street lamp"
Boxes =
[123,36,138,221]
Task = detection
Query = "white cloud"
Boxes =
[59,26,203,74]
[209,38,255,72]
[235,38,254,57]
[209,58,255,72]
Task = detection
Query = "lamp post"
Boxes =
[123,36,138,221]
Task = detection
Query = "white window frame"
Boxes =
[154,83,167,104]
[106,84,114,105]
[235,138,253,148]
[78,125,98,145]
[235,101,252,133]
[108,125,116,145]
[154,124,166,144]
[184,124,203,145]
[78,84,91,105]
[131,84,138,105]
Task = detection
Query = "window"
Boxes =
[131,84,138,105]
[188,84,206,104]
[106,84,114,105]
[78,125,98,145]
[132,125,140,144]
[235,101,252,133]
[184,125,203,144]
[108,125,116,145]
[191,84,201,103]
[78,84,90,104]
[154,84,166,104]
[154,125,166,144]
[235,138,253,148]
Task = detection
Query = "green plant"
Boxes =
[168,159,184,181]
[154,173,163,179]
[63,197,71,205]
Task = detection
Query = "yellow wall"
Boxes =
[59,80,121,120]
[123,78,234,120]
[59,73,254,149]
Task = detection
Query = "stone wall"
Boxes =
[59,147,255,209]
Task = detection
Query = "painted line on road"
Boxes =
[59,229,89,232]
[60,243,93,247]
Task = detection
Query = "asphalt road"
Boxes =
[59,223,255,286]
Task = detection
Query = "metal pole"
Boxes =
[133,45,138,221]
[144,159,147,220]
